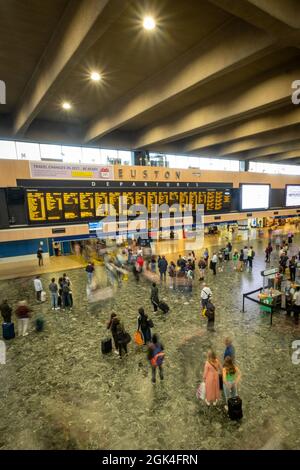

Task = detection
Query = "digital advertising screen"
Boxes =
[286,185,300,207]
[241,184,270,210]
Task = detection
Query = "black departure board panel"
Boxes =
[26,187,232,224]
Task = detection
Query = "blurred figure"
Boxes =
[148,334,165,384]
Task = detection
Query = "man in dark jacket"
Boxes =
[158,255,168,282]
[150,283,159,312]
[0,299,12,323]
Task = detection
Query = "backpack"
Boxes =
[62,283,70,294]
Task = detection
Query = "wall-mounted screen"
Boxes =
[241,184,270,210]
[286,185,300,207]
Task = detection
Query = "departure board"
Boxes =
[27,191,46,222]
[147,192,158,211]
[64,192,79,220]
[80,192,95,218]
[95,192,109,217]
[122,192,135,215]
[169,191,179,205]
[189,192,198,211]
[109,192,120,214]
[26,187,233,224]
[135,191,147,206]
[46,192,63,221]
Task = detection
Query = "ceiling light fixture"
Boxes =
[90,71,101,81]
[62,101,71,110]
[143,16,156,30]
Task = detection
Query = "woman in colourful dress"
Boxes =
[203,350,222,406]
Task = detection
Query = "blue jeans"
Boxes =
[87,272,93,284]
[223,382,238,402]
[50,292,58,308]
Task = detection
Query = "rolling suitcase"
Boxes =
[2,322,15,340]
[101,337,112,354]
[159,301,169,313]
[228,396,243,420]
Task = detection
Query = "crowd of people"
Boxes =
[3,227,300,420]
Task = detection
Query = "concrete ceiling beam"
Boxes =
[84,19,275,143]
[133,66,300,149]
[13,0,129,137]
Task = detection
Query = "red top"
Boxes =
[15,305,32,319]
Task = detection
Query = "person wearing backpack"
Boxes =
[148,334,164,383]
[222,356,241,411]
[247,246,255,273]
[61,280,72,311]
[137,307,152,344]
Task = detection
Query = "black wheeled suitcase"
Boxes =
[101,337,112,354]
[159,301,169,313]
[228,396,243,420]
[2,322,15,340]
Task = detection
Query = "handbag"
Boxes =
[134,330,143,346]
[147,318,154,328]
[196,381,206,400]
[201,307,207,317]
[209,260,214,269]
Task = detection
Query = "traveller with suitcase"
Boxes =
[107,312,119,354]
[0,299,12,323]
[148,334,165,383]
[222,356,242,418]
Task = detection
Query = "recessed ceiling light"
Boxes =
[62,101,71,110]
[143,16,155,30]
[90,71,101,81]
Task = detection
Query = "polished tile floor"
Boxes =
[1,232,300,450]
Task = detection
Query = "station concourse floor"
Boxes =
[1,227,300,450]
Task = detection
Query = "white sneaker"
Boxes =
[23,332,29,337]
[51,308,55,310]
[224,405,228,411]
[114,350,119,355]
[205,399,210,406]
[213,400,218,406]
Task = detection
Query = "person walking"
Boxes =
[243,246,248,269]
[150,283,159,312]
[150,255,156,273]
[247,246,255,273]
[15,300,32,337]
[206,301,215,332]
[224,337,235,362]
[292,286,300,324]
[237,249,244,272]
[85,262,95,284]
[107,312,120,355]
[148,334,165,384]
[265,242,273,263]
[137,307,152,344]
[115,320,130,358]
[203,248,209,266]
[198,258,206,280]
[210,253,218,275]
[168,261,176,288]
[201,283,212,310]
[232,250,239,270]
[158,255,168,282]
[280,251,289,274]
[0,299,12,323]
[37,245,43,266]
[202,350,222,406]
[49,278,59,310]
[222,356,241,411]
[289,256,297,282]
[33,275,43,302]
